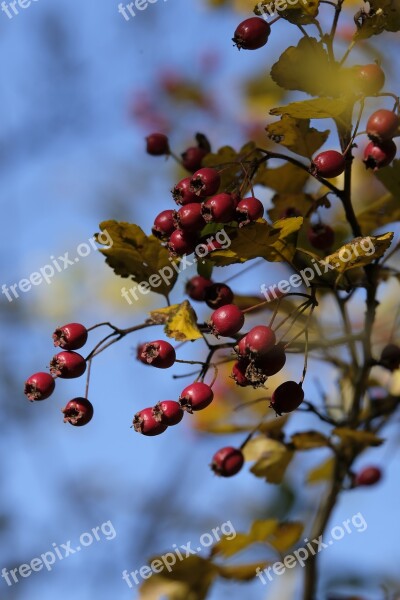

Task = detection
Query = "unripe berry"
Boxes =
[153,401,184,426]
[62,397,93,426]
[204,283,234,309]
[172,177,200,206]
[311,150,345,179]
[152,210,176,239]
[236,197,264,226]
[363,140,397,170]
[190,168,221,197]
[24,372,55,401]
[307,223,335,250]
[173,203,206,232]
[167,229,198,256]
[179,382,214,413]
[211,447,244,477]
[50,351,87,379]
[380,343,400,371]
[231,360,251,386]
[181,147,207,172]
[255,343,286,376]
[133,407,168,436]
[270,381,304,415]
[53,323,88,351]
[146,133,170,156]
[208,304,244,337]
[367,109,400,142]
[185,275,213,301]
[202,193,236,223]
[139,340,176,369]
[354,64,385,95]
[233,18,270,51]
[245,325,276,356]
[355,466,382,486]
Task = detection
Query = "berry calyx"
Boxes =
[254,343,286,376]
[236,197,264,226]
[62,397,93,426]
[173,203,206,232]
[146,133,170,156]
[185,275,213,302]
[311,150,346,179]
[139,340,176,369]
[50,351,87,379]
[366,109,400,142]
[152,210,176,239]
[307,223,335,250]
[153,401,184,426]
[190,168,221,197]
[355,466,382,486]
[24,372,55,401]
[211,447,244,477]
[179,382,214,413]
[208,304,245,337]
[270,381,304,415]
[204,283,234,309]
[233,18,270,51]
[231,360,252,387]
[363,139,397,170]
[181,147,207,172]
[133,407,168,436]
[245,325,276,356]
[380,343,400,371]
[201,193,236,223]
[52,323,88,351]
[172,177,200,206]
[354,64,385,95]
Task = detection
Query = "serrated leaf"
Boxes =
[270,97,349,120]
[244,437,294,483]
[354,0,400,39]
[307,457,335,483]
[333,428,384,447]
[323,232,393,274]
[255,163,310,193]
[95,221,177,298]
[266,116,330,158]
[356,193,400,232]
[290,431,330,449]
[149,301,202,341]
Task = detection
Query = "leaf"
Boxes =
[307,457,335,483]
[255,163,310,193]
[202,142,262,194]
[266,116,330,158]
[207,218,303,266]
[244,437,294,483]
[217,562,269,581]
[290,431,330,450]
[255,0,319,24]
[212,519,278,558]
[323,232,394,274]
[333,428,384,448]
[374,159,400,196]
[268,522,304,553]
[197,259,213,280]
[95,221,177,298]
[354,0,400,39]
[270,97,349,120]
[356,193,400,232]
[149,301,202,341]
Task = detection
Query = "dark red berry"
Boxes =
[133,407,168,436]
[172,177,200,206]
[202,193,236,223]
[307,223,335,250]
[152,210,176,239]
[354,64,385,95]
[234,335,248,357]
[153,401,184,426]
[53,323,88,351]
[167,229,198,256]
[181,147,207,172]
[245,325,276,356]
[62,397,93,426]
[190,168,221,197]
[231,360,251,386]
[355,466,382,486]
[233,17,270,51]
[24,372,55,401]
[363,140,397,170]
[270,380,304,415]
[311,151,345,179]
[367,109,400,142]
[185,275,213,302]
[139,340,176,369]
[380,343,400,371]
[236,197,264,226]
[146,133,170,156]
[208,304,245,337]
[211,447,244,477]
[255,343,286,376]
[179,382,214,413]
[50,351,87,379]
[204,283,234,309]
[173,203,206,232]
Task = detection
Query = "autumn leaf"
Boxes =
[266,116,330,158]
[307,457,335,483]
[202,142,262,194]
[323,232,393,274]
[270,97,349,120]
[354,0,400,39]
[333,428,384,448]
[244,437,294,483]
[356,193,400,232]
[255,162,310,193]
[255,0,319,24]
[290,431,330,450]
[149,301,203,341]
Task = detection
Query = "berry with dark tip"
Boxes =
[211,447,244,477]
[173,203,206,232]
[152,210,176,239]
[231,360,251,387]
[50,351,87,379]
[167,229,198,256]
[366,109,400,142]
[181,147,207,172]
[133,407,168,436]
[208,304,245,337]
[146,133,170,156]
[255,343,286,376]
[179,382,214,413]
[311,151,345,179]
[270,381,304,415]
[62,398,94,426]
[380,343,400,371]
[355,466,382,486]
[236,197,264,226]
[307,223,335,250]
[139,340,176,369]
[233,18,270,51]
[185,275,213,301]
[245,325,276,356]
[53,323,88,351]
[172,177,200,206]
[152,401,184,426]
[201,193,236,223]
[24,372,55,401]
[204,283,234,309]
[363,139,397,170]
[354,64,385,95]
[190,168,221,197]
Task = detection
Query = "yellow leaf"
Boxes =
[268,522,304,553]
[217,562,270,580]
[307,457,334,484]
[267,116,330,158]
[149,301,202,341]
[212,520,278,558]
[323,232,393,274]
[255,162,310,193]
[270,97,349,120]
[356,193,400,232]
[290,431,330,450]
[244,437,294,483]
[333,428,384,448]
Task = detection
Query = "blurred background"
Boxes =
[0,0,400,598]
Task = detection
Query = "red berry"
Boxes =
[233,17,270,51]
[211,447,244,477]
[245,325,276,356]
[146,133,170,156]
[153,401,184,426]
[181,147,207,172]
[50,351,87,379]
[139,340,176,369]
[62,397,93,426]
[311,150,345,179]
[152,210,176,239]
[363,140,397,170]
[307,223,335,250]
[202,193,236,223]
[380,343,400,371]
[355,466,382,486]
[354,64,385,95]
[204,283,234,308]
[173,203,206,232]
[167,229,198,256]
[270,381,304,415]
[367,109,400,142]
[24,372,55,401]
[185,275,213,302]
[190,168,221,197]
[231,360,252,386]
[133,407,168,436]
[179,382,214,413]
[208,304,245,337]
[53,323,88,351]
[255,343,286,376]
[234,335,248,357]
[236,197,264,226]
[172,177,200,206]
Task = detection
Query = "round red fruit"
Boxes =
[236,197,264,226]
[153,401,184,426]
[185,275,213,301]
[173,203,205,232]
[211,447,244,477]
[181,147,207,172]
[355,466,382,486]
[270,380,304,415]
[354,64,385,95]
[245,325,276,356]
[231,360,251,386]
[133,407,168,436]
[167,229,198,256]
[311,151,345,179]
[366,109,400,142]
[24,372,55,401]
[363,140,397,170]
[146,133,170,156]
[190,168,220,197]
[255,343,286,376]
[139,340,176,369]
[152,210,176,239]
[62,397,93,426]
[53,323,88,351]
[208,304,244,337]
[179,382,214,413]
[233,18,270,51]
[201,193,236,223]
[172,177,200,206]
[204,283,234,308]
[307,223,335,250]
[50,351,87,379]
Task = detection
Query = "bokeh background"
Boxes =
[1,0,400,598]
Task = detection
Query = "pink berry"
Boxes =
[363,140,397,170]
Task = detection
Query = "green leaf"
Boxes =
[255,163,310,193]
[307,457,334,483]
[354,0,400,39]
[197,259,213,280]
[149,301,202,341]
[323,232,394,274]
[270,97,349,120]
[95,221,177,298]
[290,431,330,450]
[266,116,330,158]
[244,437,294,483]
